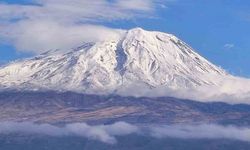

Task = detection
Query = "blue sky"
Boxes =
[0,0,250,77]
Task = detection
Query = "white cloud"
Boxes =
[117,75,250,104]
[0,0,155,22]
[0,121,138,144]
[150,124,250,142]
[116,0,154,11]
[0,0,170,53]
[224,43,235,49]
[1,20,124,53]
[1,121,250,144]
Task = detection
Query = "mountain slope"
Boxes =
[1,91,250,125]
[0,28,229,96]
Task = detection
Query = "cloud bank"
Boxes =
[117,75,250,104]
[0,122,138,144]
[1,122,250,144]
[150,124,250,142]
[0,0,169,53]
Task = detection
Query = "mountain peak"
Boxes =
[128,27,145,32]
[0,28,228,96]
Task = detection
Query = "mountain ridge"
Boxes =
[1,28,249,102]
[0,28,225,89]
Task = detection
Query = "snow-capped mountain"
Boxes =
[0,28,242,99]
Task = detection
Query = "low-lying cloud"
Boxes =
[1,122,250,144]
[150,124,250,142]
[117,75,250,104]
[0,122,138,144]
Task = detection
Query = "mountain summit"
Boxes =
[0,28,232,97]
